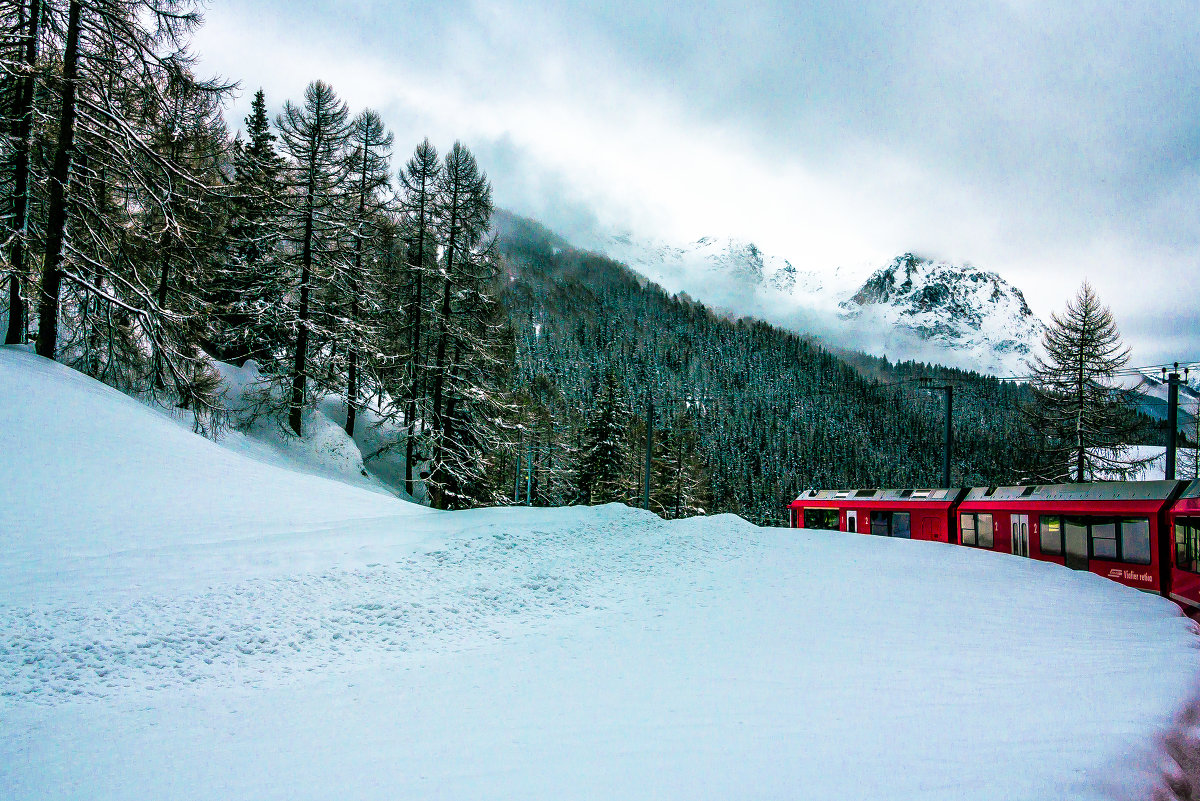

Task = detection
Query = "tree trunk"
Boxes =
[429,195,459,469]
[35,0,82,360]
[289,182,316,437]
[5,0,40,345]
[403,193,427,496]
[345,278,359,436]
[345,143,370,438]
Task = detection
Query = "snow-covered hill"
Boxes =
[582,227,1045,375]
[2,345,1199,800]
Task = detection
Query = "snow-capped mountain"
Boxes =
[838,254,1046,376]
[583,228,1045,376]
[598,231,832,299]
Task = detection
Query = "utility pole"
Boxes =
[514,430,522,503]
[644,391,654,511]
[526,439,534,505]
[1166,364,1180,481]
[943,384,953,488]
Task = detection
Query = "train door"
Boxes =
[1011,514,1029,557]
[847,511,857,533]
[1063,517,1089,571]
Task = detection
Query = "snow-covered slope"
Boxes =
[839,253,1047,375]
[2,346,1199,800]
[583,226,1045,375]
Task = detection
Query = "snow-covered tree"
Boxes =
[391,138,440,497]
[209,88,288,366]
[2,0,44,345]
[1026,281,1152,482]
[577,371,631,504]
[26,0,229,422]
[340,108,392,437]
[423,141,513,509]
[275,80,351,436]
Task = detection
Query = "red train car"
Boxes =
[955,482,1185,595]
[788,481,1197,605]
[1168,480,1200,611]
[787,487,969,543]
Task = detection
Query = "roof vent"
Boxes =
[855,489,877,498]
[984,486,998,497]
[900,489,913,498]
[912,489,931,498]
[1021,486,1037,497]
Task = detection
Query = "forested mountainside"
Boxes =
[492,211,1040,525]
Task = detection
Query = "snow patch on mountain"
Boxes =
[839,253,1047,376]
[582,228,1045,376]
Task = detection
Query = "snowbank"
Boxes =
[2,346,1199,800]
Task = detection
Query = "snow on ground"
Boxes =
[2,344,1200,800]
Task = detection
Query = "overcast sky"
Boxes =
[192,1,1200,365]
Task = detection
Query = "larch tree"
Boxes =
[424,141,511,509]
[2,0,43,345]
[275,79,351,436]
[27,0,229,422]
[340,108,391,438]
[1027,281,1152,482]
[393,137,439,497]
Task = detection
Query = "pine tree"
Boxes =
[577,371,631,504]
[1026,281,1152,482]
[211,88,287,366]
[275,80,351,436]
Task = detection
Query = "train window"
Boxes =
[893,512,911,539]
[977,513,994,548]
[1120,518,1151,565]
[1040,516,1063,555]
[959,513,992,548]
[803,508,839,530]
[960,513,977,546]
[1091,519,1118,560]
[870,511,891,537]
[1176,519,1200,573]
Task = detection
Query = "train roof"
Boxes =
[1179,479,1200,500]
[961,480,1183,503]
[794,487,966,503]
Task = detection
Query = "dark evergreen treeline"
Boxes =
[494,211,1041,524]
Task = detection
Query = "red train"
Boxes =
[788,480,1200,614]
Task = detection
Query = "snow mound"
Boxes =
[0,346,428,587]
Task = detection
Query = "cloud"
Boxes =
[192,0,1200,364]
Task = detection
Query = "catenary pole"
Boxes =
[1167,364,1179,481]
[644,391,654,511]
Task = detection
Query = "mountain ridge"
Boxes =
[566,222,1045,376]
